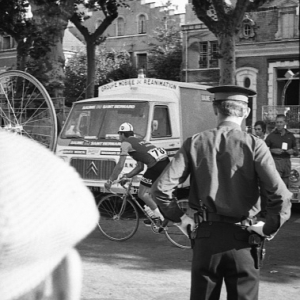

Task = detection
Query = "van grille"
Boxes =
[70,159,116,180]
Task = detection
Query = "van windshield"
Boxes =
[60,101,149,140]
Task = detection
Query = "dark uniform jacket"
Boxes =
[152,121,292,236]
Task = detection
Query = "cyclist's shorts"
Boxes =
[140,158,170,188]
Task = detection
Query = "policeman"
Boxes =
[152,85,292,300]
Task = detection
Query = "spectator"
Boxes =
[0,129,98,300]
[265,114,299,186]
[254,120,267,140]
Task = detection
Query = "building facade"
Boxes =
[182,0,299,129]
[69,0,185,73]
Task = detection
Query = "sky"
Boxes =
[150,0,189,12]
[169,0,189,10]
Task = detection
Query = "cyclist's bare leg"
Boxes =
[138,185,164,220]
[138,184,157,210]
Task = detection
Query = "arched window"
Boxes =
[117,17,125,36]
[244,77,251,88]
[138,14,146,34]
[243,24,251,37]
[236,67,258,132]
[239,14,255,40]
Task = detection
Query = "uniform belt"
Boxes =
[205,212,256,226]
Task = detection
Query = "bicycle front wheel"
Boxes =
[97,194,139,241]
[164,199,194,249]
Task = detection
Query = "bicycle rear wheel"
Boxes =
[97,194,139,241]
[164,199,194,249]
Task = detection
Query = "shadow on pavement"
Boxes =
[77,209,300,284]
[77,223,192,272]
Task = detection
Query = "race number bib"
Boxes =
[148,147,167,161]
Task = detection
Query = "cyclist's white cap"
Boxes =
[118,122,134,132]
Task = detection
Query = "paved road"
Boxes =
[77,207,300,300]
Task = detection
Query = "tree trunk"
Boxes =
[29,1,69,109]
[218,33,236,85]
[86,41,96,99]
[16,40,27,71]
[191,0,263,86]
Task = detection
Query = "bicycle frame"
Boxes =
[99,178,191,248]
[110,179,164,232]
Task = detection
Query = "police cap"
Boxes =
[207,85,256,103]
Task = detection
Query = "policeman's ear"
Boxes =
[212,103,218,116]
[243,107,251,119]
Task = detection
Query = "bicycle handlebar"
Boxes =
[105,177,133,194]
[113,177,133,186]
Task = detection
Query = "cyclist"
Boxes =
[104,122,169,224]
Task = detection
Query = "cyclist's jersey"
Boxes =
[120,136,168,168]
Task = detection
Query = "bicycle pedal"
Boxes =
[158,226,166,233]
[143,219,152,226]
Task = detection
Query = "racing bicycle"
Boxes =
[96,178,194,249]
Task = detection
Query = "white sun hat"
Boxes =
[0,129,98,300]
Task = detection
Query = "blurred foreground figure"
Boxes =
[0,129,98,300]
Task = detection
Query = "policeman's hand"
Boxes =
[247,221,267,237]
[104,180,112,191]
[174,214,195,237]
[286,149,294,155]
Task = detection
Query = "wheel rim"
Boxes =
[97,195,139,241]
[0,70,57,151]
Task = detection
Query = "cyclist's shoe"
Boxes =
[143,217,160,226]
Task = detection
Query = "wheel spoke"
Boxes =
[0,81,19,124]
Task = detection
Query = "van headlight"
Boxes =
[289,169,299,183]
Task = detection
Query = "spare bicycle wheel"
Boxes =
[164,199,195,249]
[0,70,57,151]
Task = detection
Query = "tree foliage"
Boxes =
[64,46,136,106]
[191,0,266,84]
[147,4,182,81]
[0,0,129,102]
[0,0,54,71]
[70,0,131,98]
